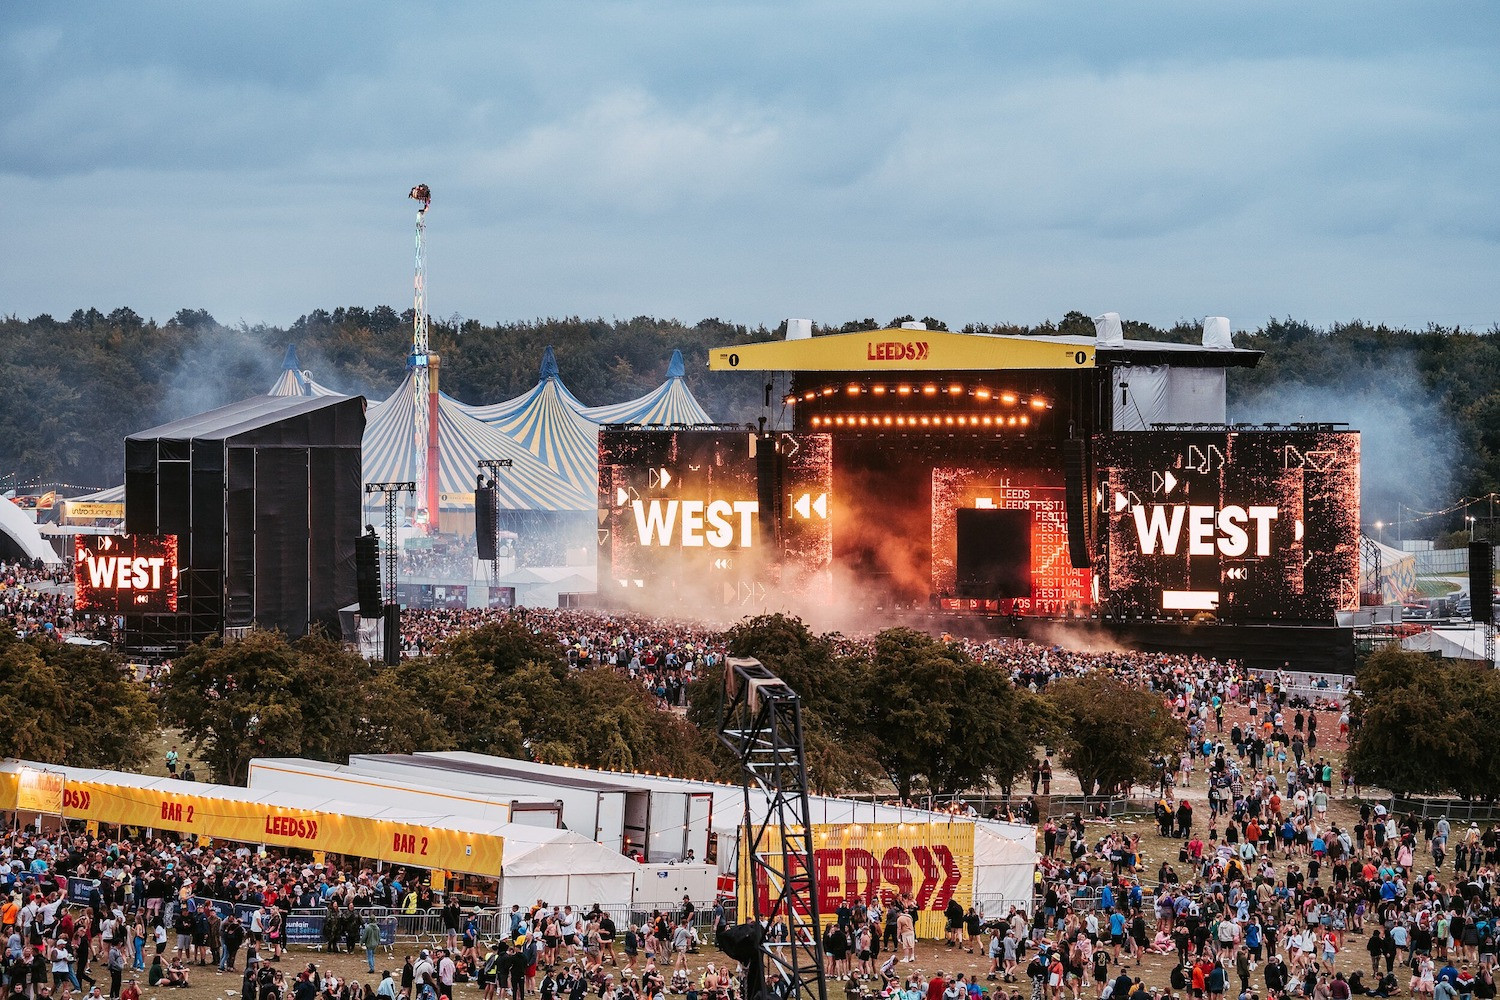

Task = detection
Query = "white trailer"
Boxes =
[245,757,564,829]
[631,863,719,911]
[418,751,715,864]
[349,754,633,855]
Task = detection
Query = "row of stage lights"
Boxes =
[789,384,1051,409]
[809,413,1031,428]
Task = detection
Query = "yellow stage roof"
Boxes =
[708,328,1097,372]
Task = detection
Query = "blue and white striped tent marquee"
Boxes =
[267,344,344,398]
[267,344,713,514]
[583,350,710,426]
[363,369,593,512]
[451,348,599,493]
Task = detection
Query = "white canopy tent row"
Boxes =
[0,759,637,909]
[309,751,1038,917]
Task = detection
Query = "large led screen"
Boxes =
[75,534,179,614]
[598,430,831,607]
[1099,431,1360,621]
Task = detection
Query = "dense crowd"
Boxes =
[401,608,726,708]
[0,819,745,1000]
[0,558,99,640]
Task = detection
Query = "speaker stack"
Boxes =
[355,533,382,618]
[1471,541,1493,624]
[1063,438,1094,569]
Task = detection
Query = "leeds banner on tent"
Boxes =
[31,777,504,877]
[738,822,975,939]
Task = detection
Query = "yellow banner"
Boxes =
[709,329,1096,373]
[17,767,63,814]
[56,778,503,877]
[738,822,975,939]
[438,492,476,507]
[65,502,125,520]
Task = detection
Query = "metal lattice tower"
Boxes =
[718,656,828,1000]
[365,483,414,603]
[408,185,433,528]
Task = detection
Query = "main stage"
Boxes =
[595,319,1363,672]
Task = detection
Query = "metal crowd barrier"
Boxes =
[273,903,720,949]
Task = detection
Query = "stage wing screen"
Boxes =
[599,430,831,607]
[75,534,179,614]
[1099,431,1360,621]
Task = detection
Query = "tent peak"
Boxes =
[667,349,685,379]
[281,344,301,371]
[540,346,560,380]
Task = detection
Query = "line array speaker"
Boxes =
[1063,438,1093,569]
[475,485,497,561]
[1471,541,1493,624]
[355,534,381,618]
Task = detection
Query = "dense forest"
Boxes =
[1,306,1495,540]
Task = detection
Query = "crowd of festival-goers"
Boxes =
[0,824,732,1000]
[19,573,1486,1000]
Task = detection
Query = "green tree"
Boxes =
[1346,645,1493,796]
[0,632,155,769]
[713,614,878,793]
[160,629,371,783]
[34,640,157,769]
[387,620,721,778]
[862,628,1044,799]
[1046,674,1185,796]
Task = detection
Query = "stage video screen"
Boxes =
[931,468,1092,615]
[598,429,832,608]
[75,534,179,614]
[1100,431,1360,621]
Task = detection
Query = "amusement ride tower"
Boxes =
[407,184,441,531]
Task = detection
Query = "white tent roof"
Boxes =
[0,501,62,564]
[1403,626,1494,664]
[421,751,1038,911]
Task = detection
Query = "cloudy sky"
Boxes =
[3,2,1497,331]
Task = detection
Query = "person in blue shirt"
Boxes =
[1109,910,1128,964]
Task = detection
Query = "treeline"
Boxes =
[2,307,1497,537]
[145,614,1183,802]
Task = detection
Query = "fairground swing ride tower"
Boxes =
[408,184,441,532]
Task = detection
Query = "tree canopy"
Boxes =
[1346,644,1500,797]
[0,631,156,770]
[160,623,720,784]
[1045,674,1185,796]
[692,614,1049,800]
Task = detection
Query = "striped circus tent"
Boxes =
[450,347,599,493]
[66,484,125,504]
[267,344,344,398]
[364,370,592,512]
[583,350,711,426]
[460,347,589,425]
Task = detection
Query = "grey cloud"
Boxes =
[0,1,1496,330]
